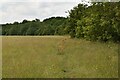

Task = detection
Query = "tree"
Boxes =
[67,2,120,42]
[22,19,29,24]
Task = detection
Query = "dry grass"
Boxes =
[2,36,118,78]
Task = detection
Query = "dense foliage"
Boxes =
[2,17,69,35]
[68,2,120,42]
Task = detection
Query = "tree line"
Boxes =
[1,2,120,42]
[2,17,69,35]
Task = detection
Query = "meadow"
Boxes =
[2,36,118,78]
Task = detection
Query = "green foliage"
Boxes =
[68,2,120,42]
[2,17,69,36]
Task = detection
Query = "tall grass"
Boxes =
[2,36,118,78]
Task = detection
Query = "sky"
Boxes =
[0,0,91,24]
[1,0,120,24]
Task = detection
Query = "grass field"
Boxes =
[2,36,118,78]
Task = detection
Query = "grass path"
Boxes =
[2,36,118,78]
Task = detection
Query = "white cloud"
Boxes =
[0,0,88,2]
[0,0,90,24]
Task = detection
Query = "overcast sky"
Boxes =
[1,0,119,24]
[0,0,90,24]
